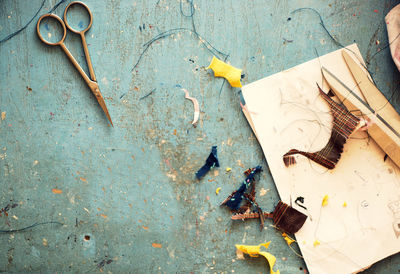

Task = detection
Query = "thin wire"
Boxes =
[0,221,63,233]
[0,0,68,44]
[131,0,229,71]
[0,0,45,44]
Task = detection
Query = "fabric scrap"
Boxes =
[207,56,242,87]
[272,201,308,234]
[283,85,360,169]
[235,242,280,274]
[195,146,219,179]
[182,88,200,125]
[386,4,400,72]
[221,166,262,210]
[231,201,307,234]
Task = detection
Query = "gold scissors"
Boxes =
[36,1,113,126]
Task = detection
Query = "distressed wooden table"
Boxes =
[1,0,399,272]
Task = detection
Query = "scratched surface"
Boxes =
[1,0,400,273]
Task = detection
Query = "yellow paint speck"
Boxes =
[226,167,232,172]
[1,112,6,120]
[343,202,347,207]
[322,195,329,206]
[216,187,221,195]
[43,238,48,246]
[313,240,320,247]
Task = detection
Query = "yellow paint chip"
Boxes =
[207,56,242,87]
[226,167,232,172]
[343,202,347,207]
[322,195,329,206]
[1,112,6,120]
[313,240,320,247]
[216,187,221,195]
[235,242,280,274]
[282,233,295,246]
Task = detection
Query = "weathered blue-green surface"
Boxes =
[1,0,400,273]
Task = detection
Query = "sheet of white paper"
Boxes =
[242,44,400,274]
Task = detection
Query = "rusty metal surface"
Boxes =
[0,0,399,272]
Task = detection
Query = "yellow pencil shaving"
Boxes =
[322,195,329,206]
[207,56,242,87]
[235,242,280,274]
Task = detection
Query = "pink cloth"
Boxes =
[386,4,400,71]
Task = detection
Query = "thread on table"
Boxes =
[0,0,68,44]
[0,221,63,233]
[132,0,229,71]
[291,7,400,79]
[283,84,360,169]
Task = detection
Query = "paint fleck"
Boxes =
[33,160,39,166]
[100,214,108,219]
[213,169,219,176]
[313,240,320,247]
[152,243,162,248]
[142,226,149,230]
[322,195,329,206]
[343,202,347,207]
[48,32,52,38]
[173,129,177,135]
[1,112,6,120]
[42,238,48,246]
[80,177,87,182]
[216,187,221,195]
[374,9,378,13]
[259,188,269,196]
[225,167,232,172]
[52,188,63,194]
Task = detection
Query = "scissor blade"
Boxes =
[342,51,400,132]
[322,66,400,168]
[93,88,113,127]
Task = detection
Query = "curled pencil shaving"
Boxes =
[240,102,258,115]
[283,84,360,169]
[182,88,200,125]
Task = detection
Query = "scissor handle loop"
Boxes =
[64,1,93,34]
[36,13,67,46]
